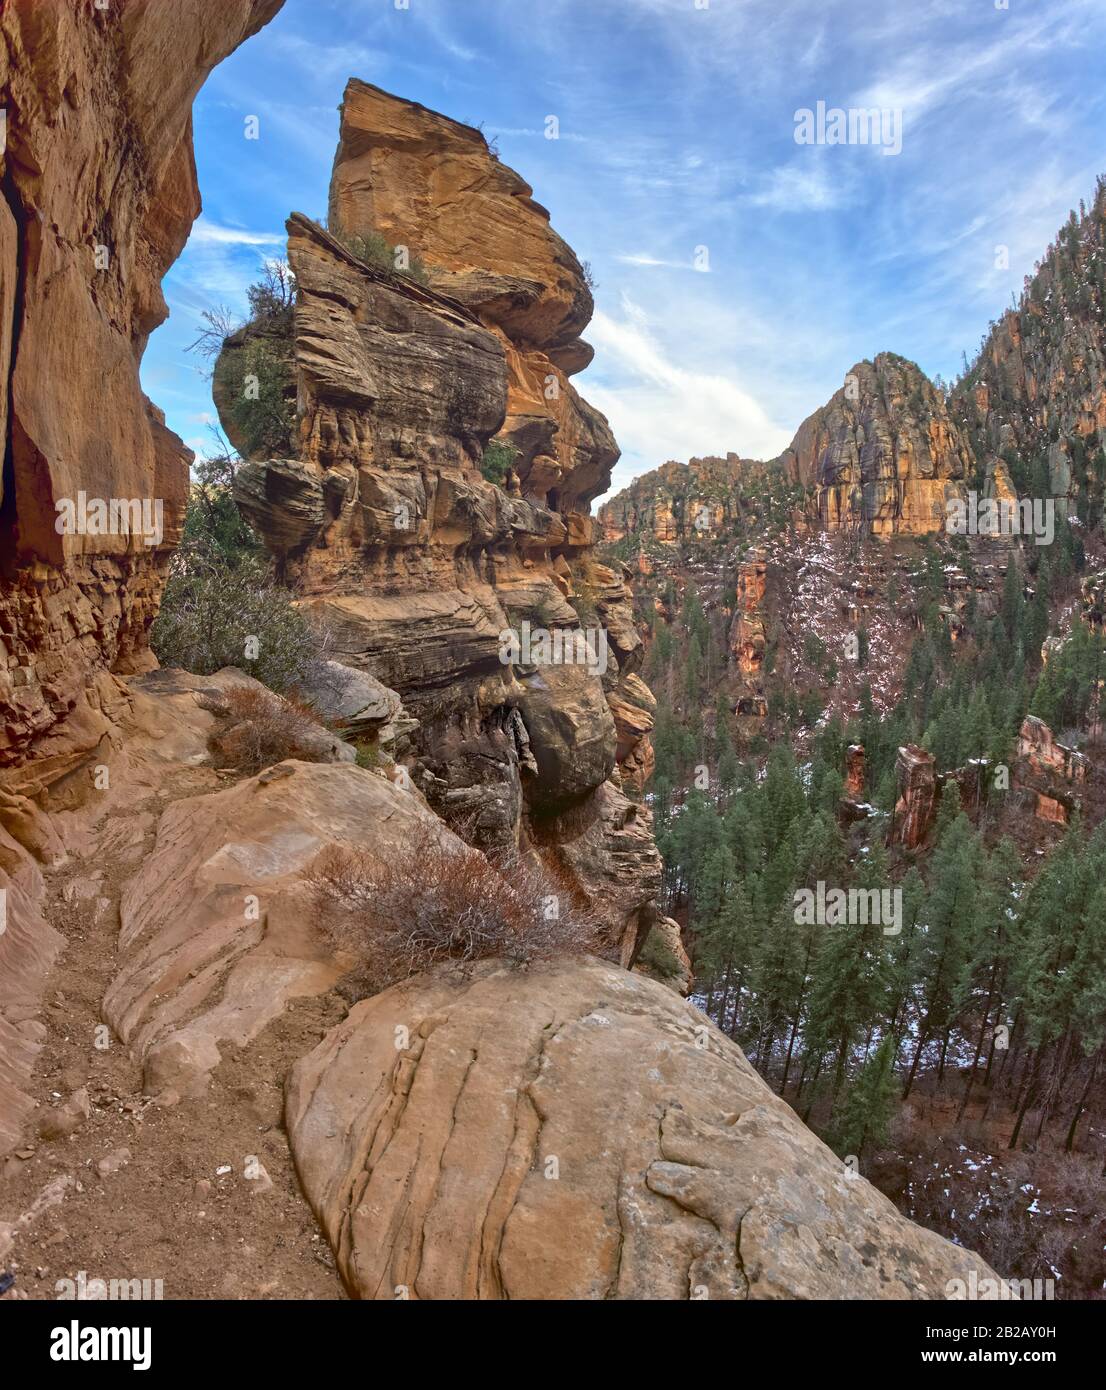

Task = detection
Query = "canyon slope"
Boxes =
[599,187,1106,753]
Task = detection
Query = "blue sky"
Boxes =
[142,0,1106,501]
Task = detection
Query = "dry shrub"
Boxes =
[310,824,600,996]
[209,684,344,775]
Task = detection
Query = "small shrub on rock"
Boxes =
[310,827,600,996]
[480,439,517,487]
[208,685,347,775]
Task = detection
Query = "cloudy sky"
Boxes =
[142,0,1106,501]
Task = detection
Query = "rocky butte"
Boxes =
[0,12,998,1299]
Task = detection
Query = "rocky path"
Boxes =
[0,765,346,1302]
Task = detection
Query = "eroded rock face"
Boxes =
[219,92,661,959]
[782,354,972,536]
[600,455,768,545]
[893,745,937,849]
[0,0,284,766]
[285,956,998,1300]
[1014,715,1088,825]
[327,79,614,515]
[844,744,866,799]
[951,184,1106,510]
[0,0,284,1155]
[729,551,768,677]
[606,672,655,792]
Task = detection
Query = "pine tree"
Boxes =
[903,812,980,1097]
[831,1034,900,1159]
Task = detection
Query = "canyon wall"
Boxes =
[0,0,283,770]
[0,0,284,1163]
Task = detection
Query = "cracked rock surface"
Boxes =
[285,956,998,1300]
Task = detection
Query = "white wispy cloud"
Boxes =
[585,296,791,495]
[747,161,854,212]
[615,252,703,270]
[188,219,284,248]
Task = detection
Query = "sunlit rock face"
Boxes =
[328,78,616,516]
[218,86,662,962]
[0,0,283,766]
[780,354,973,537]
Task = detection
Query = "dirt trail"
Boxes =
[0,766,347,1301]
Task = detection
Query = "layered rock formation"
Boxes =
[327,80,615,514]
[600,455,766,545]
[0,0,283,766]
[220,88,661,961]
[782,354,974,535]
[285,956,998,1300]
[1014,714,1089,825]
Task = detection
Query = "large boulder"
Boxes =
[285,956,999,1300]
[518,663,617,807]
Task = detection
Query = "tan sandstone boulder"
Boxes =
[285,956,999,1300]
[102,760,461,1098]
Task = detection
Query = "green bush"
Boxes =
[328,223,430,285]
[354,742,382,770]
[177,448,262,571]
[636,925,684,979]
[214,337,295,459]
[151,555,320,695]
[481,439,517,487]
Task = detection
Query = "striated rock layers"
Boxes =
[220,84,660,961]
[782,354,974,536]
[0,0,283,767]
[600,355,976,547]
[286,956,999,1300]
